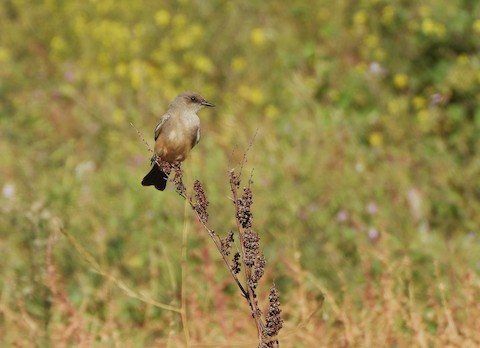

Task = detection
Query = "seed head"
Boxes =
[221,231,234,256]
[237,187,253,229]
[243,228,259,267]
[231,252,241,274]
[263,286,283,339]
[249,254,266,289]
[229,169,240,187]
[193,180,209,224]
[171,161,185,195]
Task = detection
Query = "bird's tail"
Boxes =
[141,164,168,191]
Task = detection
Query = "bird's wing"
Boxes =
[191,127,201,148]
[154,113,171,141]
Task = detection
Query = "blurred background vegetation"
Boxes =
[1,0,480,346]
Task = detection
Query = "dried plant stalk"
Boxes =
[156,156,283,347]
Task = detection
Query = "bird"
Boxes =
[141,91,215,190]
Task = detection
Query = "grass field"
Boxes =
[1,1,480,347]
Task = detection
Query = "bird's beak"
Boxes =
[201,101,215,107]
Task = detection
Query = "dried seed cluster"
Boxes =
[221,231,234,256]
[259,343,272,348]
[156,156,172,175]
[243,229,259,267]
[229,169,240,187]
[231,252,241,274]
[237,187,253,229]
[249,254,266,290]
[193,180,209,224]
[263,287,283,340]
[171,161,185,195]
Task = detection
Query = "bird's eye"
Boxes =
[190,96,197,102]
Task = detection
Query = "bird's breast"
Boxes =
[154,114,200,162]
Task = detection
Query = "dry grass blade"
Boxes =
[52,217,182,313]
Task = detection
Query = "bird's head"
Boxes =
[171,91,215,113]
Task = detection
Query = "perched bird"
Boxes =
[141,91,215,190]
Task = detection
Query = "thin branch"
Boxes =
[238,128,259,179]
[130,122,154,154]
[177,188,248,298]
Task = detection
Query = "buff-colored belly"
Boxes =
[154,129,192,162]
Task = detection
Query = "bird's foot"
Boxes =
[150,154,159,165]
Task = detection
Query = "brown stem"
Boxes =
[170,161,266,345]
[155,158,248,298]
[179,191,248,298]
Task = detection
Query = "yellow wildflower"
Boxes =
[421,18,446,38]
[382,5,395,24]
[107,82,120,96]
[250,28,267,46]
[365,34,379,48]
[412,96,427,110]
[112,108,126,125]
[155,9,171,27]
[238,85,264,105]
[416,109,430,132]
[50,36,66,54]
[173,14,187,28]
[421,18,436,34]
[129,60,145,90]
[265,105,279,120]
[74,16,87,35]
[374,48,386,62]
[176,32,195,49]
[456,54,469,65]
[393,73,408,89]
[387,99,401,114]
[353,10,368,26]
[231,57,246,72]
[115,63,128,77]
[355,62,367,74]
[190,24,204,40]
[250,88,264,105]
[473,19,480,33]
[0,47,10,63]
[368,132,383,147]
[194,55,214,74]
[435,23,446,37]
